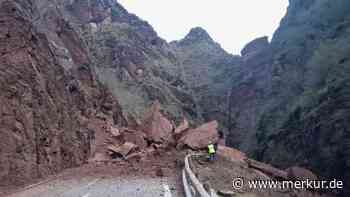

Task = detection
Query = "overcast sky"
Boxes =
[118,0,289,55]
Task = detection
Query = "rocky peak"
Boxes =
[179,27,215,45]
[241,36,269,56]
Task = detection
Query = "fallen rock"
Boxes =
[140,101,173,143]
[246,159,288,180]
[110,126,121,137]
[252,169,272,180]
[122,128,147,149]
[218,190,236,197]
[153,143,165,150]
[107,142,138,158]
[96,112,108,121]
[217,146,247,163]
[178,120,219,149]
[174,118,189,134]
[126,114,142,130]
[145,146,156,155]
[90,153,110,162]
[218,138,226,146]
[286,166,318,181]
[126,152,143,163]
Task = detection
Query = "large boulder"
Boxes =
[140,101,173,143]
[286,166,318,181]
[174,118,190,141]
[122,128,148,149]
[217,146,247,163]
[126,114,142,130]
[107,142,138,158]
[178,120,219,149]
[218,138,226,146]
[125,152,143,163]
[246,159,288,180]
[174,118,189,134]
[110,126,121,137]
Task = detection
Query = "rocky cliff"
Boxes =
[168,1,350,196]
[0,0,206,187]
[226,36,274,152]
[0,0,126,186]
[171,27,240,133]
[257,1,350,195]
[61,0,200,123]
[224,1,350,196]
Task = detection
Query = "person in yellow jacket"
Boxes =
[208,142,216,162]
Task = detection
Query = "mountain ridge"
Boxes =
[0,1,349,196]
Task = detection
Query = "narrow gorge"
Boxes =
[0,0,349,196]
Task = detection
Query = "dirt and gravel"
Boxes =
[190,155,266,192]
[190,155,334,197]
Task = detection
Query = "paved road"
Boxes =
[7,176,181,197]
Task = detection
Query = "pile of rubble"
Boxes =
[192,146,333,197]
[93,101,221,162]
[218,146,319,182]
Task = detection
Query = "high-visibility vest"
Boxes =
[208,144,215,154]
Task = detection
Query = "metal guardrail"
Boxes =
[182,154,211,197]
[182,169,193,197]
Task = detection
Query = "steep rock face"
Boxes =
[171,27,239,130]
[61,0,200,123]
[223,1,350,196]
[226,37,273,153]
[0,0,202,187]
[258,0,350,190]
[172,27,235,89]
[0,0,125,186]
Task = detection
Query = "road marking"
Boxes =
[163,184,172,197]
[86,178,101,188]
[22,174,64,190]
[80,178,100,197]
[82,193,90,197]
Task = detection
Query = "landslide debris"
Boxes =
[191,147,335,197]
[94,101,220,161]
